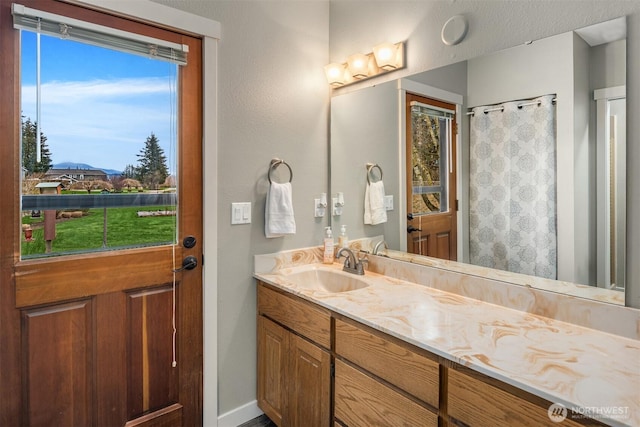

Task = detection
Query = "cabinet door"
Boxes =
[288,334,331,427]
[258,316,288,426]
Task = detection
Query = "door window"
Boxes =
[409,101,454,215]
[19,19,181,259]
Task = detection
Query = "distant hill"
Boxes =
[53,162,122,176]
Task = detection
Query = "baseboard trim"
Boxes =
[217,400,263,427]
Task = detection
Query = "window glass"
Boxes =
[20,31,178,259]
[410,107,450,215]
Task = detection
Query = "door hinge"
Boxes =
[455,199,459,211]
[331,362,335,378]
[201,253,205,266]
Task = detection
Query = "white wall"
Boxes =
[153,0,330,422]
[591,39,627,89]
[331,81,401,248]
[206,1,330,418]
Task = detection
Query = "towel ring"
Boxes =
[268,158,293,184]
[366,163,383,184]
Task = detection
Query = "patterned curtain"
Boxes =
[469,94,557,279]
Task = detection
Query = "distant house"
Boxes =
[44,167,108,185]
[35,182,63,194]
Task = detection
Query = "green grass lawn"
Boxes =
[21,207,176,258]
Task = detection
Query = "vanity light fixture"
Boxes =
[372,42,401,70]
[347,53,370,79]
[325,41,405,87]
[324,62,347,86]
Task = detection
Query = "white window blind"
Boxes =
[410,101,455,119]
[12,3,188,65]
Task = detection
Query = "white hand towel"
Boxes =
[364,183,372,224]
[364,180,387,225]
[265,182,296,238]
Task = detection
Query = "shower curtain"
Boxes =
[469,94,557,279]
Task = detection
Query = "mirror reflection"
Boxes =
[330,17,626,304]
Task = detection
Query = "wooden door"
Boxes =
[257,316,287,426]
[405,93,457,261]
[0,2,203,426]
[288,334,331,427]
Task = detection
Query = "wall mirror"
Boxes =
[330,17,627,305]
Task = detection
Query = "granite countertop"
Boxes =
[254,254,639,427]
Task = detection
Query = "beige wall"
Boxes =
[154,0,640,423]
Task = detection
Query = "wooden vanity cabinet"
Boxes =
[334,318,439,427]
[257,281,601,427]
[257,282,331,427]
[447,366,594,427]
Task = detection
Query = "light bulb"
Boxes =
[373,42,399,70]
[324,62,346,86]
[347,53,369,79]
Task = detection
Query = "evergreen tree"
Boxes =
[122,164,138,179]
[136,132,168,189]
[22,116,52,174]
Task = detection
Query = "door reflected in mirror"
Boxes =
[406,94,457,260]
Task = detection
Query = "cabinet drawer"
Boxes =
[448,368,584,427]
[335,318,439,408]
[257,282,331,349]
[335,359,438,427]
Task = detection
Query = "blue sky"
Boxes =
[21,31,177,173]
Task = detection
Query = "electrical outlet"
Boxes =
[314,199,325,217]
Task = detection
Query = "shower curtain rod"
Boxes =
[466,97,557,116]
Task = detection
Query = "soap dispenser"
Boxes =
[338,225,349,249]
[323,226,334,264]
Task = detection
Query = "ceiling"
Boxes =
[575,16,626,46]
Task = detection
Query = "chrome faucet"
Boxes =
[336,247,366,275]
[372,240,388,256]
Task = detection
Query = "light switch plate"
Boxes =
[231,202,251,224]
[384,195,394,211]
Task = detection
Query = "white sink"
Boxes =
[281,266,369,293]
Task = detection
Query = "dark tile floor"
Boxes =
[238,414,277,427]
